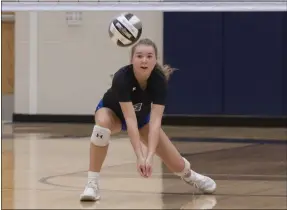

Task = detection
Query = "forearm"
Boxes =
[147,120,161,156]
[125,118,144,158]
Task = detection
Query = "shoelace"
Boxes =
[182,177,199,189]
[87,181,99,192]
[183,174,212,190]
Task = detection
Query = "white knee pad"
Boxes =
[174,157,191,177]
[91,125,111,147]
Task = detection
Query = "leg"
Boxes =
[139,124,186,173]
[89,108,122,173]
[80,107,122,201]
[139,124,216,194]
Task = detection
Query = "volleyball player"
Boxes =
[80,38,216,201]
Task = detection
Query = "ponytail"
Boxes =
[156,63,178,81]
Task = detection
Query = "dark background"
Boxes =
[163,12,287,117]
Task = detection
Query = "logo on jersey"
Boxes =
[132,87,136,91]
[133,103,142,112]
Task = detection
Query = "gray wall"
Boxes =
[14,11,163,115]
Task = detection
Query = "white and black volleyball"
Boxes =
[109,13,142,47]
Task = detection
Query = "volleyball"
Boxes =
[108,13,142,47]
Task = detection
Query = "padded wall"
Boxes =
[164,12,286,117]
[164,12,223,115]
[283,12,287,116]
[223,12,283,116]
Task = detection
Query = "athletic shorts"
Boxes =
[95,99,150,131]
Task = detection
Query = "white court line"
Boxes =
[100,171,286,178]
[203,173,286,178]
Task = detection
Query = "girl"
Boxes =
[80,38,216,201]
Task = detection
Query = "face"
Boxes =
[131,44,157,78]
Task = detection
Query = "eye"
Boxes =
[136,55,142,58]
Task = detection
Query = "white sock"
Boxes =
[88,171,99,183]
[184,170,204,181]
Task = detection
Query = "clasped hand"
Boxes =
[137,154,153,178]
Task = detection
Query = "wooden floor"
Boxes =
[2,123,287,209]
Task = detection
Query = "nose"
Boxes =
[142,57,148,63]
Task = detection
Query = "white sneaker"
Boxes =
[182,171,216,194]
[80,180,101,201]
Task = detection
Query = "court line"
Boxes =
[69,171,287,179]
[206,173,286,178]
[38,144,253,183]
[172,137,287,144]
[38,143,286,185]
[3,186,286,199]
[36,143,286,199]
[19,133,287,144]
[38,167,286,190]
[34,180,287,198]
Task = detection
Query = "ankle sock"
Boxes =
[88,171,99,183]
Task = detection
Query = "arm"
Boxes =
[119,102,144,158]
[147,71,168,157]
[112,69,144,158]
[147,104,165,156]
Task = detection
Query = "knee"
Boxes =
[95,111,113,131]
[91,124,111,147]
[95,118,113,130]
[91,113,113,147]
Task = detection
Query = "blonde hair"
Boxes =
[131,38,177,80]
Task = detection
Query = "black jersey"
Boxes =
[102,64,167,123]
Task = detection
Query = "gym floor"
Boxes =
[2,123,287,209]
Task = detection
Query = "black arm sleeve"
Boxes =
[149,71,168,105]
[112,71,132,102]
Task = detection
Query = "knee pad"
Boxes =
[174,157,191,177]
[91,125,111,147]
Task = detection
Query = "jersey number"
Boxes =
[133,103,142,112]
